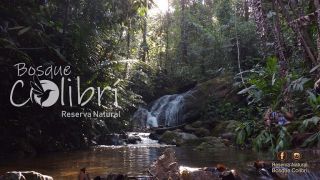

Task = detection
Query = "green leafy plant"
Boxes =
[301,132,320,147]
[307,91,320,113]
[237,56,285,108]
[235,121,255,145]
[299,116,320,147]
[253,126,291,153]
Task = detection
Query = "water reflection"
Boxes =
[0,147,319,179]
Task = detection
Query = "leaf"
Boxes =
[301,132,320,147]
[307,91,317,102]
[271,73,276,86]
[299,116,320,132]
[50,48,68,63]
[310,64,320,73]
[237,85,255,95]
[276,140,284,151]
[236,129,246,145]
[18,26,31,36]
[8,26,24,30]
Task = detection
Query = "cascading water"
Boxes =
[133,90,194,128]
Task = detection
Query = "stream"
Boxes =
[0,132,270,179]
[0,133,319,179]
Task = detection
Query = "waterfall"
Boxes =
[133,90,194,128]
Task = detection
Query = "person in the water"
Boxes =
[79,167,90,180]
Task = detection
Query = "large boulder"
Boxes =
[181,77,235,123]
[184,125,210,137]
[126,135,142,144]
[211,120,239,136]
[159,131,198,146]
[0,171,53,180]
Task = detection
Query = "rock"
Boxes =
[178,132,198,140]
[211,120,239,136]
[220,170,241,180]
[191,121,203,128]
[220,133,236,141]
[159,131,198,146]
[184,125,210,137]
[159,131,180,145]
[253,161,288,179]
[126,135,141,144]
[0,171,53,180]
[149,132,160,140]
[149,148,180,180]
[193,128,210,137]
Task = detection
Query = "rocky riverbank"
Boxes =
[149,120,239,151]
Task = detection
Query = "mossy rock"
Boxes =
[211,120,239,136]
[159,131,181,145]
[184,124,195,132]
[159,131,198,146]
[193,128,210,137]
[191,121,203,128]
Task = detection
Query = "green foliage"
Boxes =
[252,126,292,153]
[235,121,256,145]
[0,0,148,154]
[298,117,320,148]
[307,91,320,113]
[299,116,320,132]
[146,0,260,82]
[235,119,292,153]
[237,57,285,107]
[301,132,320,148]
[253,129,276,152]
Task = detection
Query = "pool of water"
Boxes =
[0,146,268,179]
[0,138,319,179]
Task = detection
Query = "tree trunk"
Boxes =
[244,0,249,21]
[249,0,268,58]
[125,18,131,79]
[314,0,320,64]
[272,0,287,77]
[276,0,317,64]
[142,0,148,62]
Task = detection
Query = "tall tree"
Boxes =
[314,0,320,68]
[142,0,149,62]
